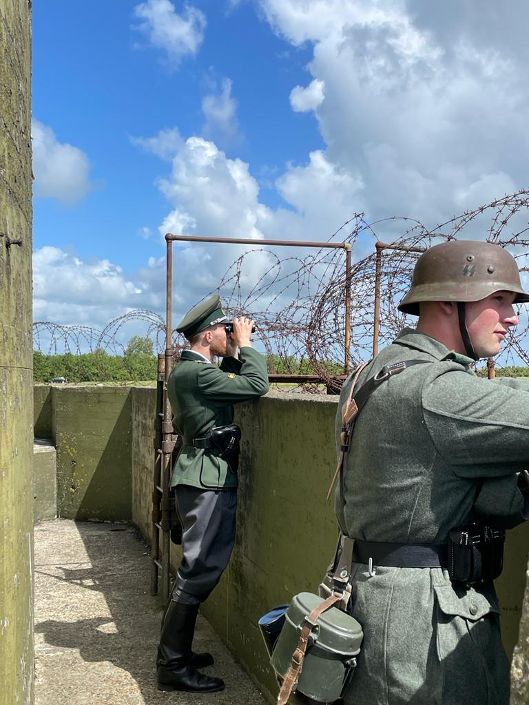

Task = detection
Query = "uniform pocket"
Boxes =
[434,584,499,622]
[434,585,509,705]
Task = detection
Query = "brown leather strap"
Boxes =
[276,593,341,705]
[326,362,368,501]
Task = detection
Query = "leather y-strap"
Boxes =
[326,359,431,501]
[326,362,368,501]
[276,593,342,705]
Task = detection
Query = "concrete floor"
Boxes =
[34,519,268,705]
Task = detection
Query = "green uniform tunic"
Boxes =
[336,328,529,705]
[168,346,269,489]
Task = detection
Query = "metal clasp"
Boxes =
[373,361,407,385]
[368,557,376,578]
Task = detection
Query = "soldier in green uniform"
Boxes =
[156,294,269,693]
[337,240,529,705]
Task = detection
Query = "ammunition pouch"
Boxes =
[448,523,505,585]
[193,424,241,473]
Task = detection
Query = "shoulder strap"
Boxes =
[353,359,430,415]
[326,362,368,501]
[326,359,431,501]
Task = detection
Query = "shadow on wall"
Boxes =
[35,386,133,521]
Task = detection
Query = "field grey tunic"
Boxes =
[336,328,529,705]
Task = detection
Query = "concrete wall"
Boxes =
[131,387,157,541]
[34,386,133,521]
[126,386,529,699]
[33,440,57,522]
[35,385,529,702]
[206,392,340,698]
[0,3,33,704]
[34,385,52,439]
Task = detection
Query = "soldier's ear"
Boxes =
[439,301,457,317]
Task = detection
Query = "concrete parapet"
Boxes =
[34,385,529,701]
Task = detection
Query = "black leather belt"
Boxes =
[353,540,448,568]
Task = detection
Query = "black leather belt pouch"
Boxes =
[448,524,505,584]
[207,424,241,473]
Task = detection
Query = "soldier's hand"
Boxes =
[231,317,254,348]
[225,334,239,358]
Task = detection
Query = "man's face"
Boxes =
[465,290,519,358]
[208,323,228,357]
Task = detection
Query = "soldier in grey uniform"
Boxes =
[337,240,529,705]
[156,294,269,693]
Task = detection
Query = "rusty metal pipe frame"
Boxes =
[158,233,354,595]
[165,233,350,249]
[373,241,426,357]
[344,245,352,374]
[165,233,353,376]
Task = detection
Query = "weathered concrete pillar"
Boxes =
[0,2,34,704]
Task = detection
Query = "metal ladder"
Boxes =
[150,351,180,602]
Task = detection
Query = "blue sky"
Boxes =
[32,0,529,348]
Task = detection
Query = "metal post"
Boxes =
[373,243,383,357]
[487,357,496,379]
[373,241,426,357]
[344,244,352,375]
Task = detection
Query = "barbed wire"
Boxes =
[34,190,529,387]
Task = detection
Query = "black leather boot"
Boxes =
[159,600,214,669]
[157,601,224,693]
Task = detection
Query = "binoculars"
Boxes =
[225,322,256,333]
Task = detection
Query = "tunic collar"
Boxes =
[179,349,212,364]
[394,327,474,367]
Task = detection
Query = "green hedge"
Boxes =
[33,351,157,383]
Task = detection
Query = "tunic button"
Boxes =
[469,604,478,616]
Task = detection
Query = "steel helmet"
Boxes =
[399,239,529,316]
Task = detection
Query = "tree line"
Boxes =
[33,335,529,383]
[33,336,158,383]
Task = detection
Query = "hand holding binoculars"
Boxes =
[225,322,256,334]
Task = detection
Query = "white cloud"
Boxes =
[255,0,529,228]
[132,0,206,65]
[157,136,265,238]
[202,78,240,144]
[276,150,363,227]
[290,79,324,112]
[132,131,281,306]
[126,0,529,328]
[32,120,92,205]
[138,226,153,239]
[33,246,161,329]
[131,127,183,161]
